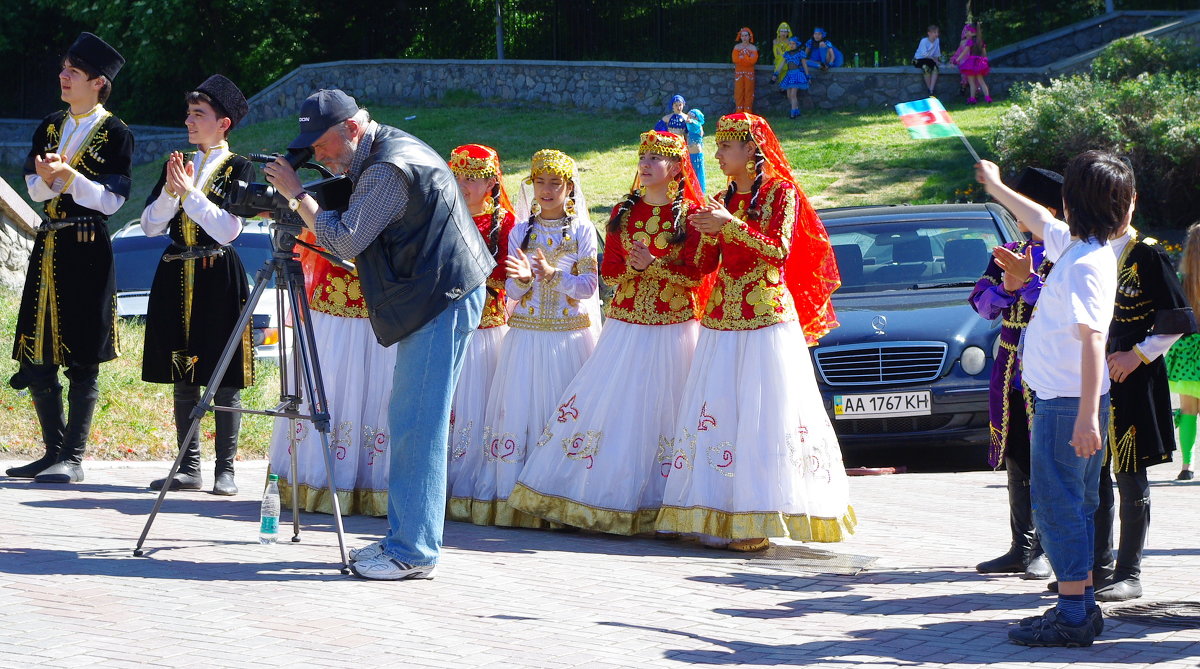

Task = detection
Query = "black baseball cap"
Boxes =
[288,89,359,149]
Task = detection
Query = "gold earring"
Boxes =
[531,202,542,216]
[483,194,496,214]
[666,179,679,200]
[745,159,756,174]
[565,197,576,216]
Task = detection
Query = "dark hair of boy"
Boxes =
[1062,150,1135,244]
[928,24,939,32]
[63,56,112,104]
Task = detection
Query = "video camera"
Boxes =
[223,147,353,219]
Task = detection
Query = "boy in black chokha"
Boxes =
[6,33,133,484]
[139,75,255,496]
[1090,206,1197,601]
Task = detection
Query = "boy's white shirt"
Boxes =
[914,37,940,60]
[25,104,125,215]
[1023,219,1116,399]
[139,143,243,245]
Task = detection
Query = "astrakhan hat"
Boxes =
[66,32,125,81]
[194,74,249,129]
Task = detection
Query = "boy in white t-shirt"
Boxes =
[977,151,1133,647]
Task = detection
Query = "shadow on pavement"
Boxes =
[0,546,351,582]
[599,619,1192,665]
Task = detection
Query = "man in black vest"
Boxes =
[265,89,492,580]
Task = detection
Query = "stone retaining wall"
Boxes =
[989,10,1191,68]
[246,58,1043,126]
[0,176,36,292]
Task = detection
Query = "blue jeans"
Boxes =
[382,285,485,565]
[1029,394,1109,583]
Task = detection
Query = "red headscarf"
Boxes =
[448,143,515,216]
[715,112,841,343]
[736,26,755,43]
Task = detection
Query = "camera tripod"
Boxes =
[133,223,351,574]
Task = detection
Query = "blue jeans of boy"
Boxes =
[382,285,485,566]
[1029,394,1109,583]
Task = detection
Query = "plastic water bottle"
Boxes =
[853,52,860,68]
[259,474,280,544]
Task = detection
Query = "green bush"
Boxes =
[1091,35,1200,82]
[990,70,1200,229]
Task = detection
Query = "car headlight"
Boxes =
[961,345,987,376]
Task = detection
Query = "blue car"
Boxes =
[811,203,1022,452]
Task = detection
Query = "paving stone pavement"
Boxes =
[2,459,1198,668]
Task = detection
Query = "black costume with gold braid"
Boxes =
[1094,232,1196,599]
[14,110,132,366]
[141,154,255,388]
[7,108,133,483]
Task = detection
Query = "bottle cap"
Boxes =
[268,473,279,481]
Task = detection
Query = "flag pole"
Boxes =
[958,134,982,163]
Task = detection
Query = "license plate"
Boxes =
[834,391,931,419]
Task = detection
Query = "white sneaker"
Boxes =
[349,555,438,581]
[348,541,384,563]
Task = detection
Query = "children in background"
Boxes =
[779,38,810,120]
[913,24,941,97]
[770,22,793,84]
[976,152,1123,647]
[140,75,255,496]
[654,95,688,139]
[656,113,851,552]
[802,27,844,77]
[465,149,600,527]
[510,130,715,534]
[685,109,707,191]
[969,166,1064,582]
[444,144,517,522]
[732,28,758,114]
[953,23,991,103]
[1165,222,1200,481]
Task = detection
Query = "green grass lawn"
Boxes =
[0,99,1011,462]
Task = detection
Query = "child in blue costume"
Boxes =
[780,38,810,119]
[654,95,688,139]
[803,27,844,76]
[685,109,706,192]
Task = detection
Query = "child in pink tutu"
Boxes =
[953,22,991,103]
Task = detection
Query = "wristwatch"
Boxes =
[287,191,310,211]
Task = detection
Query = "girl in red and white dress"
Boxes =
[445,144,517,523]
[509,130,717,534]
[656,113,855,551]
[465,149,601,527]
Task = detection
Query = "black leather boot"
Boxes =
[6,385,65,478]
[977,458,1036,574]
[211,387,241,496]
[1023,534,1053,580]
[1096,473,1149,602]
[150,384,203,491]
[35,364,99,484]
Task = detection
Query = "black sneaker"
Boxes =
[1178,470,1194,481]
[1008,609,1095,647]
[1018,606,1103,636]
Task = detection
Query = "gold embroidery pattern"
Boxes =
[361,424,388,465]
[604,205,701,326]
[479,278,508,328]
[702,183,800,331]
[46,111,112,220]
[706,442,736,477]
[482,426,525,464]
[509,222,594,332]
[310,273,369,318]
[562,430,602,469]
[177,152,237,342]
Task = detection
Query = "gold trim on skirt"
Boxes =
[656,504,857,542]
[274,477,389,517]
[507,482,659,536]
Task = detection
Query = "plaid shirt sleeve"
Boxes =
[314,162,409,259]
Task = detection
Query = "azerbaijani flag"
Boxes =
[894,98,963,139]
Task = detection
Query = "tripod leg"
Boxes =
[278,279,303,543]
[135,261,274,556]
[287,262,351,573]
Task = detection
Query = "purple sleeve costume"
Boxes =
[967,240,1048,467]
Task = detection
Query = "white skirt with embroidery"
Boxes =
[464,325,597,527]
[446,325,507,521]
[267,311,397,516]
[656,321,856,542]
[509,319,699,534]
